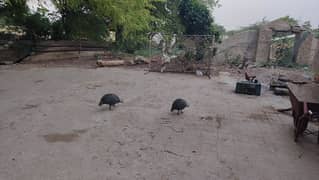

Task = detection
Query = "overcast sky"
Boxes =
[214,0,319,30]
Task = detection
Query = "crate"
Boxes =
[235,81,261,96]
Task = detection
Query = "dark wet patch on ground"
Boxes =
[86,84,103,89]
[43,129,88,143]
[0,89,6,93]
[215,115,223,129]
[200,115,223,128]
[22,103,40,110]
[248,113,268,121]
[200,116,214,121]
[34,80,44,83]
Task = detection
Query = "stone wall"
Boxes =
[312,41,319,75]
[255,19,299,64]
[213,30,258,65]
[213,18,319,70]
[255,27,273,64]
[296,34,319,66]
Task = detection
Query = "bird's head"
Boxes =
[98,100,103,106]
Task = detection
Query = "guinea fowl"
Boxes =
[171,98,189,115]
[245,71,258,83]
[99,93,122,110]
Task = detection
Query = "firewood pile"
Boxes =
[149,55,211,74]
[96,55,150,67]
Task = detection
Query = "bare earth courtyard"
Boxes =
[0,66,318,180]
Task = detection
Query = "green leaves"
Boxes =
[151,0,185,34]
[24,12,51,38]
[92,0,156,37]
[1,0,29,25]
[50,0,159,49]
[1,0,224,52]
[179,0,213,35]
[1,0,52,39]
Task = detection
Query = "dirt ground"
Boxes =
[0,64,318,180]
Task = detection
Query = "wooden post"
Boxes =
[207,35,214,79]
[149,34,152,71]
[78,39,82,60]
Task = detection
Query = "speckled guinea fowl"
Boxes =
[99,93,122,110]
[171,98,189,115]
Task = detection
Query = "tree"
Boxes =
[210,23,225,42]
[198,0,220,11]
[1,0,224,53]
[151,0,185,34]
[24,12,52,39]
[0,0,29,25]
[0,0,51,40]
[50,0,161,51]
[92,0,161,51]
[302,21,312,31]
[50,0,108,40]
[179,0,213,35]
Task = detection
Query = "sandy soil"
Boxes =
[0,65,318,180]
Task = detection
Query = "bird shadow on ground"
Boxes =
[94,105,123,113]
[95,107,113,112]
[169,111,187,116]
[22,103,40,110]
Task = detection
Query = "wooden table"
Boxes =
[287,83,319,142]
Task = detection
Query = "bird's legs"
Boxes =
[177,110,180,115]
[109,105,112,110]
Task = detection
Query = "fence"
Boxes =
[148,34,216,75]
[0,40,109,64]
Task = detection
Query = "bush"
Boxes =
[179,0,213,35]
[24,13,51,39]
[116,31,149,53]
[185,50,195,61]
[51,20,64,40]
[195,43,206,61]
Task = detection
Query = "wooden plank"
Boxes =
[288,83,319,104]
[96,60,125,67]
[34,47,106,53]
[35,41,108,48]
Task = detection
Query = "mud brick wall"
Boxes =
[313,41,319,75]
[255,27,273,64]
[296,34,319,66]
[214,30,258,64]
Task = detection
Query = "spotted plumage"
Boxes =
[99,93,122,110]
[171,98,189,115]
